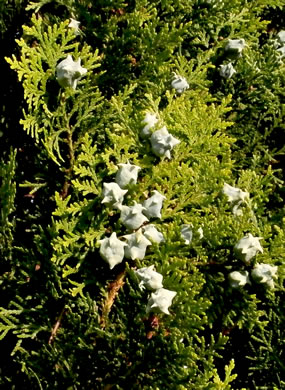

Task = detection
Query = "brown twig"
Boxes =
[100,271,126,329]
[48,307,66,344]
[60,178,71,200]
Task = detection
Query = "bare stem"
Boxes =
[100,271,126,329]
[48,307,66,344]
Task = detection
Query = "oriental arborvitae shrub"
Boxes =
[0,1,284,389]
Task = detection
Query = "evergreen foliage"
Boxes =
[0,149,16,259]
[0,0,284,388]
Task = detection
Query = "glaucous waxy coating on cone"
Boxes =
[98,232,127,270]
[141,112,158,138]
[123,229,152,260]
[277,30,285,45]
[222,183,249,216]
[101,182,128,208]
[197,227,204,239]
[146,288,177,315]
[180,224,193,245]
[222,183,249,203]
[143,190,166,219]
[224,39,246,59]
[150,126,180,159]
[135,265,163,290]
[171,74,189,93]
[251,263,278,289]
[228,271,250,289]
[234,233,263,263]
[56,55,87,89]
[142,224,165,244]
[119,202,149,230]
[277,46,285,59]
[115,162,141,189]
[68,18,81,35]
[219,63,236,79]
[232,203,244,216]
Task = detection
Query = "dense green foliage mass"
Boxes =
[0,1,285,389]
